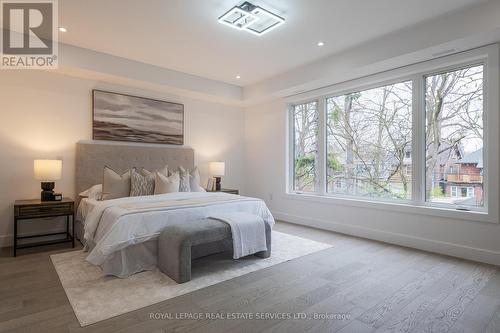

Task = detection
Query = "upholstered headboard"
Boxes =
[75,141,194,200]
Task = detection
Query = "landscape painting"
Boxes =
[93,90,184,145]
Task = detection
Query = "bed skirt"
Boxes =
[75,219,232,277]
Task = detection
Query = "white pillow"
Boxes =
[79,184,103,200]
[179,166,206,192]
[189,167,206,192]
[154,172,180,195]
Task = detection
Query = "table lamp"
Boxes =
[34,159,62,201]
[209,161,225,191]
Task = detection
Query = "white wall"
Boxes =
[244,93,500,265]
[0,70,245,247]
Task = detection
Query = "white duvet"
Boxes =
[82,192,275,266]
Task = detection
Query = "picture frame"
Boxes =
[92,89,184,145]
[206,178,215,192]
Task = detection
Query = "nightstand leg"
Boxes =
[71,214,75,248]
[13,217,17,257]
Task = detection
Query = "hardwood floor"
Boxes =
[0,221,499,333]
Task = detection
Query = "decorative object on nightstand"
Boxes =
[13,198,74,257]
[34,159,62,201]
[206,178,215,191]
[209,161,225,191]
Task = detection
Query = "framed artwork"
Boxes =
[92,89,184,145]
[207,178,215,192]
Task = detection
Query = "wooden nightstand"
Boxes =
[210,188,239,195]
[13,198,75,257]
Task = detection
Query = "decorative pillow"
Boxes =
[188,167,206,192]
[154,172,180,195]
[140,165,169,178]
[130,169,155,197]
[178,167,191,192]
[78,184,103,200]
[101,167,131,200]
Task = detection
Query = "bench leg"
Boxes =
[255,249,271,258]
[158,242,192,283]
[176,245,192,283]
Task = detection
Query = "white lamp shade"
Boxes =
[209,161,225,177]
[34,160,62,181]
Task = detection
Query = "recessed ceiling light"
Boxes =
[59,27,67,32]
[317,41,325,47]
[236,75,241,79]
[218,1,285,36]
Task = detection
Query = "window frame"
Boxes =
[421,62,486,211]
[286,45,499,223]
[291,100,320,193]
[324,78,414,202]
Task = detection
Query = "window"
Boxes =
[288,46,496,219]
[326,81,412,200]
[292,101,319,192]
[405,164,412,176]
[425,65,484,208]
[451,186,458,197]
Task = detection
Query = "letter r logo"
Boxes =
[1,1,53,54]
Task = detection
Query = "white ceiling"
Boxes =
[59,0,486,86]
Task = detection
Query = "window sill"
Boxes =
[284,192,496,224]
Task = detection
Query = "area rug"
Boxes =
[51,231,332,326]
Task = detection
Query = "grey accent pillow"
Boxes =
[130,169,155,197]
[178,166,191,192]
[101,167,131,200]
[154,172,180,194]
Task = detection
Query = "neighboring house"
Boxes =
[444,148,483,206]
[328,143,483,206]
[429,141,464,190]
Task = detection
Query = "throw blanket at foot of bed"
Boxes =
[209,212,267,259]
[158,215,271,283]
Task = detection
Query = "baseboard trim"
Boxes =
[273,211,500,266]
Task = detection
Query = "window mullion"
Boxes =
[317,98,327,195]
[287,105,295,193]
[412,75,425,205]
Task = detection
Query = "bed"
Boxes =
[75,141,274,277]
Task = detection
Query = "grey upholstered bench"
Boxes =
[158,218,271,283]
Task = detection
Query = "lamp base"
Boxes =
[41,182,55,201]
[214,177,222,191]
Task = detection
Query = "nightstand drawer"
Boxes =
[16,202,73,218]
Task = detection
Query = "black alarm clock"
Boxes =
[52,193,63,201]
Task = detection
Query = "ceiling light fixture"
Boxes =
[236,75,241,79]
[59,27,67,32]
[219,1,285,36]
[317,41,325,47]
